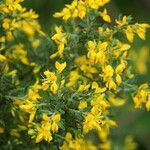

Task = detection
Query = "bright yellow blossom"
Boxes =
[125,26,134,43]
[0,54,7,62]
[133,83,150,110]
[78,101,88,109]
[51,26,67,58]
[100,9,111,23]
[55,61,67,73]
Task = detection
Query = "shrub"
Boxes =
[0,0,149,149]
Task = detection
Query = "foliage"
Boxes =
[0,0,150,149]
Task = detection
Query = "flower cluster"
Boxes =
[53,0,110,20]
[28,113,61,143]
[133,84,150,111]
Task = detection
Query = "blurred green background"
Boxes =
[22,0,150,149]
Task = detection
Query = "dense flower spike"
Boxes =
[0,0,149,149]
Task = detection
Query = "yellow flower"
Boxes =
[53,114,61,122]
[87,41,96,51]
[20,9,39,19]
[51,26,67,58]
[35,114,53,143]
[36,127,52,143]
[100,9,111,23]
[87,41,108,66]
[116,74,122,85]
[125,26,134,42]
[6,31,13,41]
[55,61,67,73]
[53,8,71,21]
[135,23,150,40]
[133,83,149,109]
[107,79,117,90]
[78,101,87,109]
[51,122,59,132]
[99,128,109,142]
[92,81,107,93]
[103,65,114,80]
[8,44,32,65]
[77,1,86,19]
[66,70,80,87]
[107,120,117,127]
[50,81,58,94]
[19,101,36,122]
[29,110,36,123]
[98,27,112,39]
[0,36,5,43]
[61,132,97,150]
[86,0,110,9]
[44,70,57,82]
[28,89,41,101]
[83,113,103,133]
[2,18,10,30]
[53,0,110,21]
[119,43,131,51]
[115,62,126,74]
[42,113,50,121]
[115,16,127,26]
[0,54,7,62]
[21,21,36,36]
[65,132,72,141]
[77,83,90,93]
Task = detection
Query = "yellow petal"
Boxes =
[36,133,43,143]
[125,27,134,42]
[116,74,122,85]
[55,61,66,73]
